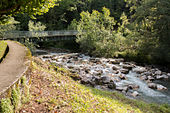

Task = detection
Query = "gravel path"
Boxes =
[0,41,27,93]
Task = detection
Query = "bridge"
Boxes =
[1,30,78,42]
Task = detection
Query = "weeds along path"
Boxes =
[0,41,28,94]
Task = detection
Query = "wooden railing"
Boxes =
[2,30,78,39]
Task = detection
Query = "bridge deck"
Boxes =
[2,30,78,39]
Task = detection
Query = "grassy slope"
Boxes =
[0,41,7,61]
[20,57,170,113]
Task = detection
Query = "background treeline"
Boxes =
[1,0,170,66]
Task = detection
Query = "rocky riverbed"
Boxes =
[36,49,170,104]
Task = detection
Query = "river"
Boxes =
[35,49,170,104]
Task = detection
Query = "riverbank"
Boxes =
[19,57,170,113]
[36,48,170,105]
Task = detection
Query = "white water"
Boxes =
[36,49,170,104]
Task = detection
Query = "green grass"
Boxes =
[31,59,170,113]
[0,41,8,62]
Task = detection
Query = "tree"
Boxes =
[0,0,59,23]
[131,0,170,64]
[76,7,129,57]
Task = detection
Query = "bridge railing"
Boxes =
[3,30,78,39]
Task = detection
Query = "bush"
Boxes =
[0,98,14,113]
[11,87,21,110]
[76,7,130,57]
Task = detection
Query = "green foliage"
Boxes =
[28,20,46,31]
[0,17,18,38]
[129,0,170,64]
[77,7,130,57]
[0,41,8,61]
[21,76,30,104]
[23,39,37,54]
[0,0,60,23]
[0,98,14,113]
[11,87,21,110]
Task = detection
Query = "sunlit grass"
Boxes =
[0,41,8,61]
[31,59,170,113]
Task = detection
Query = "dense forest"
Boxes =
[0,0,170,66]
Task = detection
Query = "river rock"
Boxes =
[133,67,147,74]
[131,91,139,97]
[67,66,74,69]
[116,86,128,92]
[148,83,157,89]
[119,74,127,80]
[156,74,169,80]
[108,83,116,89]
[140,75,147,80]
[122,64,133,70]
[155,70,162,75]
[67,60,72,63]
[128,84,139,90]
[100,76,113,84]
[84,68,91,74]
[80,75,94,86]
[42,55,52,58]
[157,84,167,90]
[147,76,155,81]
[120,68,129,74]
[167,73,170,77]
[112,65,120,70]
[109,58,124,64]
[141,71,152,76]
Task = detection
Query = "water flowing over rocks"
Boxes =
[37,49,170,104]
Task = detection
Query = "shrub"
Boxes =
[0,98,14,113]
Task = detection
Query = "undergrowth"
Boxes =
[0,40,8,62]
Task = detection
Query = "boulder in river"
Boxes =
[147,76,155,81]
[116,86,128,92]
[154,70,162,75]
[108,83,116,89]
[122,64,133,70]
[112,65,120,70]
[120,68,129,74]
[119,74,127,80]
[109,58,124,64]
[140,75,147,81]
[133,67,147,74]
[148,83,157,89]
[128,84,139,90]
[148,83,167,90]
[157,84,167,90]
[156,74,169,80]
[131,91,139,97]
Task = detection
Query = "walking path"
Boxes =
[0,41,28,94]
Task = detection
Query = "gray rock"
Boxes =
[133,67,146,74]
[142,72,152,76]
[155,70,162,75]
[128,84,139,90]
[167,73,170,77]
[108,83,116,89]
[148,83,157,89]
[156,75,169,80]
[147,76,155,81]
[131,91,139,97]
[112,65,120,70]
[101,76,113,84]
[116,86,128,92]
[140,75,147,80]
[122,64,133,70]
[109,58,124,64]
[119,74,127,80]
[157,84,167,90]
[120,68,129,74]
